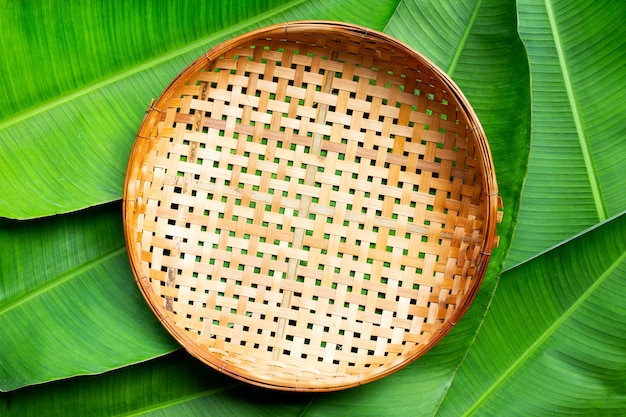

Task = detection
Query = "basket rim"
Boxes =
[123,20,499,392]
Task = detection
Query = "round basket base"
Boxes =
[123,21,499,392]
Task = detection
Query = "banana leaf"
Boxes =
[2,212,623,416]
[0,0,399,220]
[0,0,527,392]
[506,0,626,267]
[0,0,625,415]
[0,203,179,390]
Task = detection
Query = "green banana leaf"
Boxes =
[0,0,624,415]
[0,0,528,393]
[2,213,623,416]
[0,203,179,390]
[0,0,399,220]
[506,0,626,267]
[438,210,626,416]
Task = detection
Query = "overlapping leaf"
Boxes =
[3,213,623,416]
[0,0,399,219]
[0,0,527,399]
[0,0,624,415]
[506,0,626,267]
[0,203,179,391]
[439,211,626,415]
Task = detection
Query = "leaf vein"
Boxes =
[430,275,502,417]
[462,250,626,416]
[544,0,607,221]
[447,0,483,76]
[0,246,126,315]
[0,0,309,132]
[115,383,241,417]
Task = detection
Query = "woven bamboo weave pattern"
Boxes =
[124,21,499,391]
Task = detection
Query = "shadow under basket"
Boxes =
[123,21,501,392]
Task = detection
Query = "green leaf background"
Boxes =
[1,0,624,415]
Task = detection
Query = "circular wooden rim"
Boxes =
[123,21,499,391]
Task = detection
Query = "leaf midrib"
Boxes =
[461,249,626,416]
[0,245,126,315]
[115,383,241,417]
[544,0,607,221]
[447,0,483,76]
[426,1,490,414]
[0,0,309,132]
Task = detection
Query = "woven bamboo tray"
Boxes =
[123,21,500,392]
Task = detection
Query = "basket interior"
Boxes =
[124,22,498,391]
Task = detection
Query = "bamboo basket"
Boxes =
[123,21,501,392]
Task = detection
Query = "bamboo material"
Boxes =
[123,21,500,392]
